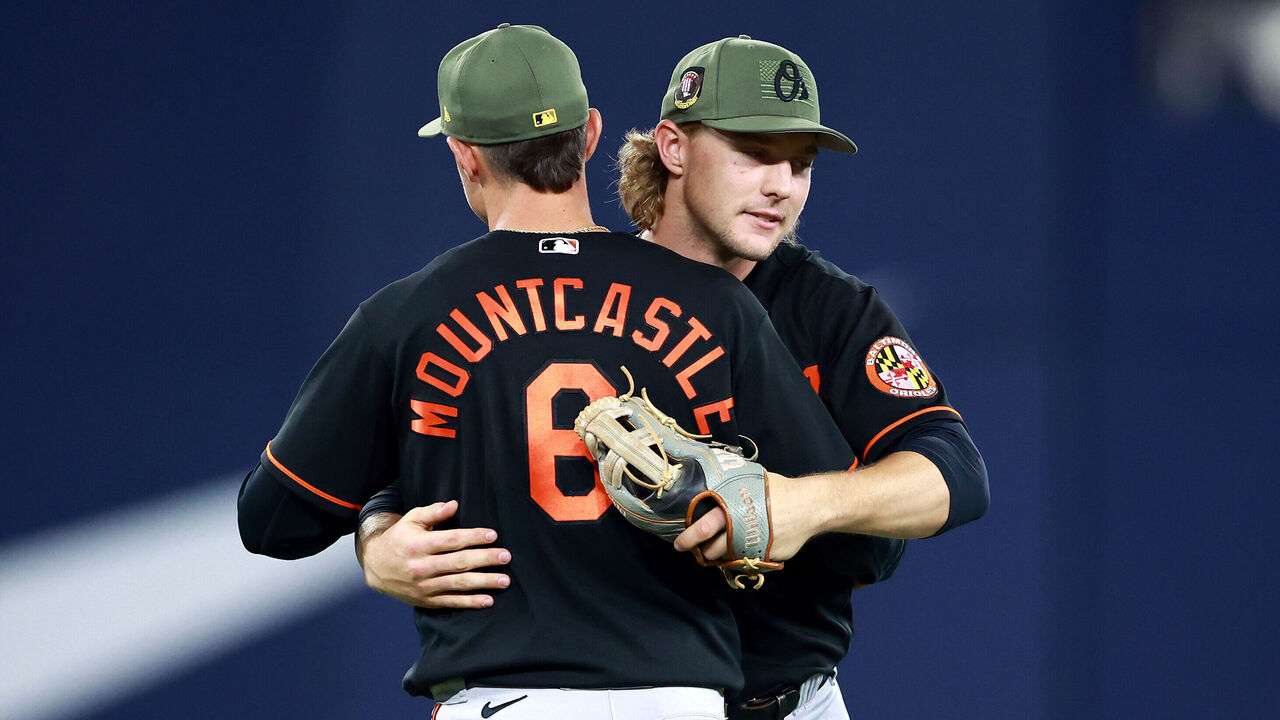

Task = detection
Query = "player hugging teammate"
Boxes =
[241,24,989,720]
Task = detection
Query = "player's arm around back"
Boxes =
[355,481,512,609]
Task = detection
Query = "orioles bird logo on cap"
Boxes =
[761,60,810,103]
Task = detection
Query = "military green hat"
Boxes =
[418,23,589,144]
[660,35,856,154]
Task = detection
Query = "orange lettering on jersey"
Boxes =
[803,364,821,393]
[553,278,585,330]
[409,400,459,438]
[415,353,470,397]
[477,285,527,341]
[675,345,725,399]
[437,309,492,362]
[663,317,711,367]
[516,278,548,332]
[693,397,735,435]
[593,283,631,337]
[632,297,681,351]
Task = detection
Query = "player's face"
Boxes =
[682,127,816,264]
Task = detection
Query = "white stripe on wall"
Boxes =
[0,475,365,720]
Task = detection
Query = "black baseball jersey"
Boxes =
[731,240,966,698]
[259,230,854,695]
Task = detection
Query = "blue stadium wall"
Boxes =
[3,2,1278,718]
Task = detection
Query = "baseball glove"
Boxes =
[574,368,781,589]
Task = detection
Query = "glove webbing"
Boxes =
[584,399,679,496]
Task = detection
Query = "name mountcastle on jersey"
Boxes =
[260,230,854,694]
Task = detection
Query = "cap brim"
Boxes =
[701,116,857,154]
[417,117,444,138]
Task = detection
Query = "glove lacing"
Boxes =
[614,365,758,498]
[726,558,768,590]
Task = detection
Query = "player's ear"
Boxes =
[581,108,603,164]
[446,137,482,183]
[653,119,687,178]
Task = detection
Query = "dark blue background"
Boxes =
[5,1,1278,718]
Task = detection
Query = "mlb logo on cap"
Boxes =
[533,108,559,128]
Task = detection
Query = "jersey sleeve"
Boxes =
[731,315,855,477]
[359,479,407,525]
[237,462,351,558]
[894,415,990,534]
[260,306,398,518]
[811,285,962,464]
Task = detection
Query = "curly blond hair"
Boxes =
[616,124,804,246]
[615,124,705,231]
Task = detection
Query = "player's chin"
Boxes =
[728,225,784,261]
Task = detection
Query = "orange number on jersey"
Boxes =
[525,363,616,522]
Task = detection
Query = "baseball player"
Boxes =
[622,36,991,719]
[356,36,990,720]
[237,25,860,720]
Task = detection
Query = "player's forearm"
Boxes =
[810,414,989,539]
[809,451,951,539]
[355,511,401,569]
[356,480,408,569]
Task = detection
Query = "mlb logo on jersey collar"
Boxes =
[539,237,580,255]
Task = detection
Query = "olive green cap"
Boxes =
[418,24,589,144]
[660,35,856,154]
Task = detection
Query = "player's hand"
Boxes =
[674,473,815,562]
[360,500,512,609]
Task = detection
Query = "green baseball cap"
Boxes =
[660,35,857,154]
[418,23,589,144]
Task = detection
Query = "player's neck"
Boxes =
[484,177,598,234]
[645,210,758,281]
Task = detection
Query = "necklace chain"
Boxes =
[497,224,609,234]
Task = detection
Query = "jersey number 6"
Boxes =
[524,362,616,522]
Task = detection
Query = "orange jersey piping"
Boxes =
[862,406,961,461]
[264,442,362,511]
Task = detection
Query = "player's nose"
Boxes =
[760,159,795,198]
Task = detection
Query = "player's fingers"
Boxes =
[420,548,512,577]
[699,535,730,561]
[421,571,511,597]
[423,527,501,554]
[674,508,728,551]
[422,593,497,610]
[403,500,459,527]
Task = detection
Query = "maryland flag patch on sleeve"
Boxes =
[865,336,938,398]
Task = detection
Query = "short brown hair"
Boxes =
[479,125,588,193]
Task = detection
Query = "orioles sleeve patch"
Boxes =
[864,336,938,398]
